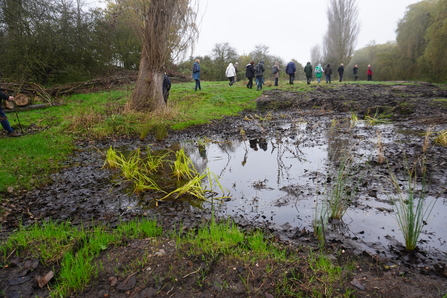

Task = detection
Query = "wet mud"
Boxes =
[1,83,447,297]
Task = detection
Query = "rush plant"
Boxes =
[326,154,358,220]
[434,129,447,146]
[389,156,436,251]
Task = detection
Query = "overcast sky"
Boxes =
[90,0,422,64]
[192,0,421,64]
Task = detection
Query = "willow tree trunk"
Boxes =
[128,47,165,111]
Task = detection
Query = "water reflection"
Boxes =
[176,118,447,252]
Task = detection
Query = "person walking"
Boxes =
[285,60,296,84]
[273,61,280,86]
[234,62,239,81]
[245,61,255,89]
[338,63,345,82]
[0,90,19,137]
[226,63,236,86]
[324,64,332,83]
[304,62,313,84]
[315,63,324,83]
[162,73,171,103]
[367,65,373,81]
[255,60,265,91]
[192,59,201,91]
[353,64,359,81]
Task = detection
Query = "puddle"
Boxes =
[176,117,447,253]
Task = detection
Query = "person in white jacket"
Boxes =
[225,63,236,86]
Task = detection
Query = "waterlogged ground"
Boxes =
[1,83,447,297]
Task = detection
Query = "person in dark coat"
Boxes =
[285,61,296,84]
[245,61,255,89]
[0,91,19,137]
[255,61,265,91]
[192,59,201,91]
[338,63,344,82]
[367,65,373,81]
[304,62,313,84]
[324,64,332,83]
[162,73,171,103]
[353,64,359,81]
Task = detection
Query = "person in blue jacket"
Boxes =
[285,60,296,84]
[192,59,201,91]
[0,90,19,137]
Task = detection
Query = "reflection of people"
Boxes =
[258,138,267,151]
[245,61,255,89]
[285,60,296,84]
[367,65,373,81]
[162,73,171,103]
[225,63,236,86]
[324,64,332,83]
[353,64,359,81]
[338,63,344,82]
[0,91,19,137]
[315,63,324,83]
[192,59,201,91]
[249,139,258,151]
[304,62,313,84]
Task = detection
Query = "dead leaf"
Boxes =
[109,276,118,287]
[36,271,54,288]
[350,278,366,291]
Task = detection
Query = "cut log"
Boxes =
[4,100,14,109]
[14,94,29,106]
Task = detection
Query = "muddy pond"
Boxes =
[177,114,447,255]
[4,84,447,263]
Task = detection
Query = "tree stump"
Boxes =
[14,94,30,106]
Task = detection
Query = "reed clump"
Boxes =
[434,129,447,146]
[104,146,229,203]
[389,156,436,251]
[365,108,391,125]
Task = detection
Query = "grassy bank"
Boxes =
[0,81,263,193]
[1,217,357,297]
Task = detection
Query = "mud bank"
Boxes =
[1,83,447,297]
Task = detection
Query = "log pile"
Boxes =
[0,68,190,110]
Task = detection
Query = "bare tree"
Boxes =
[310,44,323,67]
[115,0,199,111]
[211,42,238,81]
[323,0,360,66]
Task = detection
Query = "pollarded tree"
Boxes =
[323,0,360,67]
[111,0,199,111]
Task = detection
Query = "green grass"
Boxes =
[1,218,162,297]
[0,82,261,192]
[0,130,73,192]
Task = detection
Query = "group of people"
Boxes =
[191,59,374,91]
[286,61,373,84]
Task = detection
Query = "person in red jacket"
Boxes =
[367,65,373,81]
